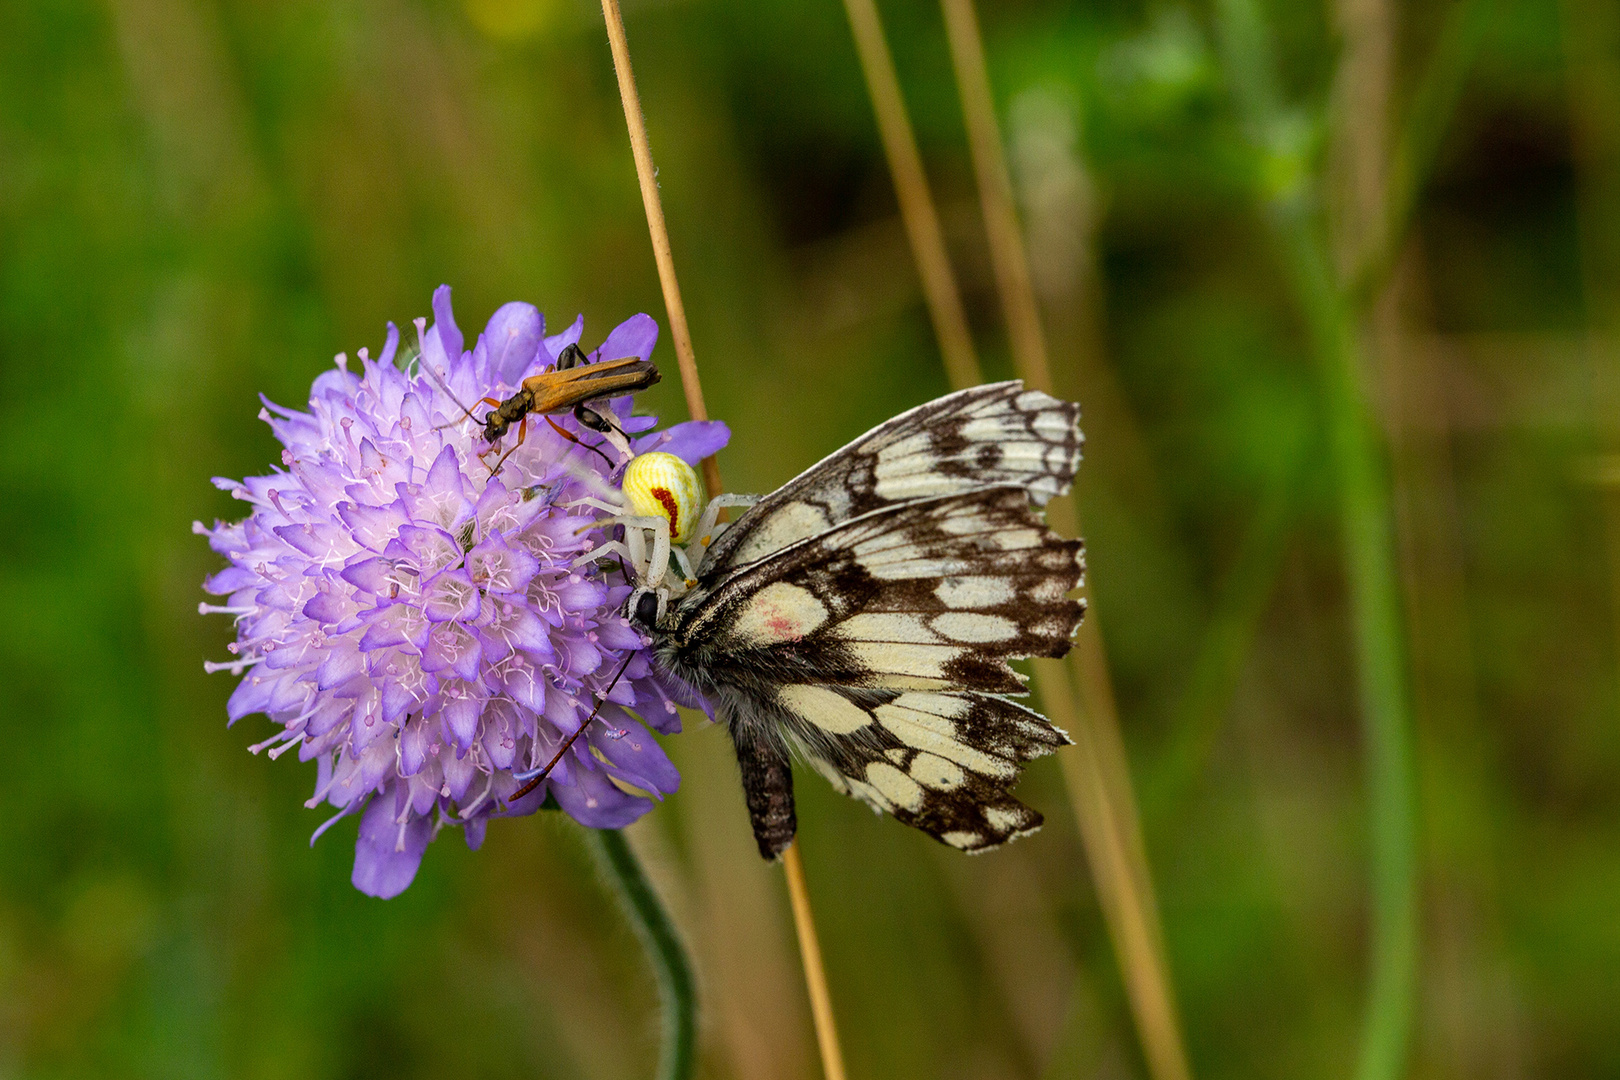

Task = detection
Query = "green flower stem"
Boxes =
[586,827,697,1080]
[1214,2,1418,1079]
[1275,199,1417,1080]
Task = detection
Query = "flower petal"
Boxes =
[352,795,432,899]
[550,765,652,829]
[632,420,730,464]
[543,315,584,362]
[400,716,433,776]
[386,524,463,578]
[466,531,541,594]
[421,569,480,624]
[484,302,544,386]
[431,284,464,360]
[340,556,397,596]
[592,312,658,364]
[441,695,482,753]
[588,712,679,797]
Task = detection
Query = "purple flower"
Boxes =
[197,286,721,898]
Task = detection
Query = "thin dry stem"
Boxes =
[937,3,1192,1077]
[940,0,1052,393]
[784,844,849,1080]
[840,0,982,390]
[600,0,720,498]
[598,4,846,1077]
[1046,657,1189,1080]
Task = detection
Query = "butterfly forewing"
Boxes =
[699,382,1081,575]
[679,487,1083,688]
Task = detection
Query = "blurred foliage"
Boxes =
[0,0,1615,1078]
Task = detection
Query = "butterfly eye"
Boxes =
[622,451,705,544]
[631,588,662,628]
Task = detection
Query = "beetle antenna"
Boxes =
[423,363,484,430]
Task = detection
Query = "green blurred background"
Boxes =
[2,0,1616,1076]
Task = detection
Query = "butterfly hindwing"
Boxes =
[793,689,1066,852]
[699,381,1082,575]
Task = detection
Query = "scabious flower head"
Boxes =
[197,286,726,898]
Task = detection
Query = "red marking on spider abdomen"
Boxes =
[651,486,680,536]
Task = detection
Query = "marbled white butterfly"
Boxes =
[618,382,1087,859]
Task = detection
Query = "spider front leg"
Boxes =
[582,514,673,589]
[668,544,700,589]
[564,496,630,518]
[574,404,635,462]
[571,539,643,582]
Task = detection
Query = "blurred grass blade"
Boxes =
[1359,0,1497,296]
[941,2,1194,1074]
[1214,1,1420,1078]
[1144,475,1297,824]
[598,0,721,497]
[1561,0,1620,684]
[940,0,1054,393]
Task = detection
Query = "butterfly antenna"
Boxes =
[508,653,636,802]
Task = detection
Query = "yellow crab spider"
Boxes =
[568,452,758,616]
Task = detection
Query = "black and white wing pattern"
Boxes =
[654,466,1085,858]
[697,381,1082,576]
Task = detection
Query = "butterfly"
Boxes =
[633,381,1086,859]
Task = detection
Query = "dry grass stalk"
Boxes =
[599,3,846,1076]
[840,0,983,391]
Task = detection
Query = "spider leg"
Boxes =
[669,544,700,589]
[691,494,761,553]
[564,496,629,517]
[588,515,671,589]
[571,405,634,463]
[572,540,641,574]
[625,526,659,589]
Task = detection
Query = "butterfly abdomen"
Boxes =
[725,698,798,860]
